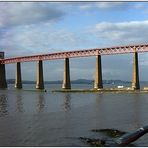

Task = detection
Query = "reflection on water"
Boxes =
[132,95,141,128]
[37,93,45,113]
[63,93,71,112]
[0,94,8,117]
[16,95,24,113]
[94,93,103,127]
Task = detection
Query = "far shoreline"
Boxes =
[52,88,148,93]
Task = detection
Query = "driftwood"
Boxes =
[116,126,148,146]
[80,126,148,146]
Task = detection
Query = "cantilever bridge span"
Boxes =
[0,44,148,90]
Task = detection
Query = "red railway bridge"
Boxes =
[0,44,148,90]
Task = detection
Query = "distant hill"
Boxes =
[7,79,92,84]
[7,79,36,84]
[7,79,133,84]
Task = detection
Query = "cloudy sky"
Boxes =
[1,2,148,82]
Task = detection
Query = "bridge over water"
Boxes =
[0,44,148,90]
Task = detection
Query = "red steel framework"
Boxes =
[1,44,148,64]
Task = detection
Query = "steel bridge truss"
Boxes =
[1,44,148,64]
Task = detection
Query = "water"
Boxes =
[0,84,148,146]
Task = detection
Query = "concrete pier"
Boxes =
[36,60,44,89]
[15,62,22,89]
[94,55,103,89]
[131,50,140,90]
[62,58,71,89]
[0,52,7,89]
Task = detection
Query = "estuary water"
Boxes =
[0,84,148,146]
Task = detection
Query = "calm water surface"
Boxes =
[0,84,148,146]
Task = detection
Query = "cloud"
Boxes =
[79,2,130,10]
[138,53,148,66]
[133,3,146,9]
[89,20,148,46]
[79,3,93,10]
[96,2,129,9]
[0,2,65,28]
[0,24,96,57]
[139,60,148,66]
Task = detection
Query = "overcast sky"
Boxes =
[1,2,148,81]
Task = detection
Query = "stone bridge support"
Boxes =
[62,58,71,89]
[0,64,7,89]
[36,60,44,89]
[131,50,140,90]
[15,62,22,89]
[0,52,7,89]
[94,55,103,89]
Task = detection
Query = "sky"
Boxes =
[1,1,148,81]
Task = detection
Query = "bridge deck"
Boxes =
[1,44,148,64]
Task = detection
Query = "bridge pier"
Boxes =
[62,58,71,89]
[0,63,7,89]
[36,60,44,89]
[15,62,22,89]
[131,50,140,90]
[94,55,103,89]
[0,52,7,89]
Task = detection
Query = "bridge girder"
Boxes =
[1,44,148,64]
